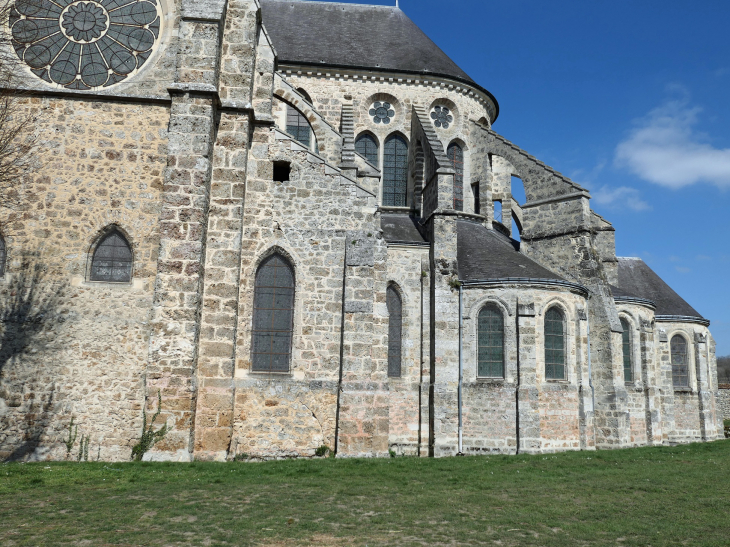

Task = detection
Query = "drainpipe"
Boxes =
[458,283,463,455]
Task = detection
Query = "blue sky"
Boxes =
[311,0,730,354]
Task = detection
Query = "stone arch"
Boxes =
[477,124,587,203]
[296,87,312,104]
[274,89,327,154]
[538,296,574,320]
[468,295,512,321]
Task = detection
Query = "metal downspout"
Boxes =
[458,284,463,455]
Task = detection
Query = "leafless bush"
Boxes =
[0,0,42,216]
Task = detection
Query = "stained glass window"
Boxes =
[252,254,295,373]
[355,134,379,167]
[478,305,504,378]
[90,230,132,283]
[671,335,689,388]
[9,0,162,90]
[621,318,633,383]
[383,134,408,207]
[545,307,566,380]
[447,143,464,211]
[0,235,5,276]
[387,285,402,377]
[286,105,311,148]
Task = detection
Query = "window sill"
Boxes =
[476,377,506,383]
[673,387,693,393]
[248,371,292,376]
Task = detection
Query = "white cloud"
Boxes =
[615,99,730,189]
[675,266,692,274]
[591,185,650,211]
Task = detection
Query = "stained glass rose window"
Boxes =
[431,106,453,129]
[369,101,394,125]
[9,0,162,90]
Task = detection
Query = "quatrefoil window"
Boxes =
[9,0,162,90]
[370,101,394,124]
[431,106,453,129]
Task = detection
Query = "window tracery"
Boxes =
[671,334,689,388]
[447,142,464,211]
[477,305,504,378]
[386,285,402,378]
[430,105,453,129]
[252,253,295,373]
[10,0,162,90]
[545,307,566,380]
[355,133,379,167]
[286,104,311,148]
[90,229,133,283]
[369,101,394,124]
[383,134,408,207]
[621,318,633,383]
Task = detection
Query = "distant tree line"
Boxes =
[718,356,730,384]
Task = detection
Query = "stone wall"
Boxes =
[718,387,730,420]
[0,97,168,461]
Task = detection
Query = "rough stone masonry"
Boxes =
[0,0,722,462]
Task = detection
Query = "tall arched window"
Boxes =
[286,104,311,148]
[386,285,402,378]
[252,253,295,373]
[383,134,408,207]
[545,307,566,380]
[478,305,504,378]
[355,133,379,167]
[447,142,464,211]
[0,234,5,276]
[671,334,689,388]
[620,318,633,383]
[90,229,133,282]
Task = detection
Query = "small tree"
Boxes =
[131,390,169,461]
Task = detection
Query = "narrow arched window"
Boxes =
[90,230,132,282]
[386,285,402,377]
[355,134,379,167]
[252,254,295,373]
[545,307,566,380]
[286,104,311,148]
[0,234,5,276]
[383,134,408,207]
[621,318,633,383]
[478,305,504,378]
[447,143,464,211]
[671,334,689,388]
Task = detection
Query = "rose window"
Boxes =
[9,0,162,90]
[431,106,453,129]
[369,101,394,124]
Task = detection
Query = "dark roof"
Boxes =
[260,1,498,115]
[457,220,566,282]
[617,258,705,319]
[381,214,427,244]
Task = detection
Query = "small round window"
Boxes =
[431,106,453,129]
[369,101,394,124]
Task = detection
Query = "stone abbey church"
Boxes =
[0,0,723,462]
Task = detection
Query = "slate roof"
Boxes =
[617,257,705,319]
[259,1,497,114]
[381,214,427,244]
[457,220,566,282]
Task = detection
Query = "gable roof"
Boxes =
[259,0,498,117]
[617,257,705,320]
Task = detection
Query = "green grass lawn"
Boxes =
[2,441,730,547]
